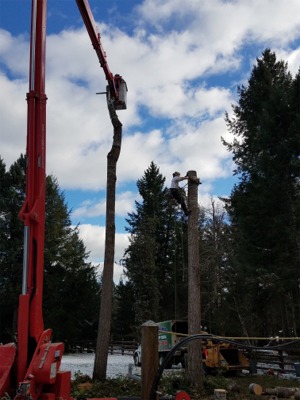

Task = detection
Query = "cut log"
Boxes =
[249,383,263,395]
[214,389,227,400]
[275,387,298,398]
[265,387,299,398]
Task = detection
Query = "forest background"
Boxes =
[0,49,299,345]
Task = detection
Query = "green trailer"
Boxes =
[158,320,188,367]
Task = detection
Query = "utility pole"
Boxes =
[186,170,203,387]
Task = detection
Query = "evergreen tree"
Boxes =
[123,162,188,327]
[112,279,136,339]
[223,49,300,336]
[0,156,26,341]
[0,156,100,343]
[200,199,232,335]
[43,175,100,342]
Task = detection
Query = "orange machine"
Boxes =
[0,2,71,399]
[0,1,126,399]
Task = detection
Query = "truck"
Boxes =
[157,320,188,367]
[134,320,250,373]
[133,320,188,367]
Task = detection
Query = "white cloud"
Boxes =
[72,190,138,218]
[136,0,300,47]
[0,73,27,160]
[95,262,127,284]
[165,117,233,180]
[199,193,221,212]
[276,48,300,76]
[2,2,299,190]
[1,0,300,269]
[77,224,129,278]
[0,30,29,76]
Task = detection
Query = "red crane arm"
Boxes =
[76,0,127,110]
[76,0,114,82]
[1,1,126,398]
[17,0,48,381]
[13,3,71,399]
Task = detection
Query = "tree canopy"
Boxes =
[1,49,299,345]
[0,155,100,344]
[122,162,189,328]
[223,49,300,336]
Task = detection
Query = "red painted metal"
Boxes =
[76,0,127,110]
[0,1,71,399]
[175,391,191,400]
[17,0,48,382]
[15,329,68,400]
[1,1,127,399]
[0,344,17,396]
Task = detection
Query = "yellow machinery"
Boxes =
[202,338,250,373]
[157,320,250,373]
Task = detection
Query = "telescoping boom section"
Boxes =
[76,0,127,110]
[0,0,128,399]
[0,1,71,399]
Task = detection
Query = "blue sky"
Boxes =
[1,0,300,281]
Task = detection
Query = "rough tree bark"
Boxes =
[93,96,122,381]
[186,170,203,388]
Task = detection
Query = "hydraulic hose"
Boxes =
[150,333,300,400]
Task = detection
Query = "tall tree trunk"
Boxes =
[186,170,203,388]
[93,96,122,381]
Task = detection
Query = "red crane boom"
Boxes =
[0,1,127,399]
[76,0,127,110]
[0,1,71,399]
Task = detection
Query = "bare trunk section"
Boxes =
[186,170,203,388]
[93,96,122,381]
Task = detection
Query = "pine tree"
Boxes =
[0,156,100,344]
[112,279,136,339]
[0,156,26,341]
[223,49,300,336]
[123,162,187,327]
[200,198,232,334]
[43,175,100,342]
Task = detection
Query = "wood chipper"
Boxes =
[157,320,250,373]
[202,337,250,373]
